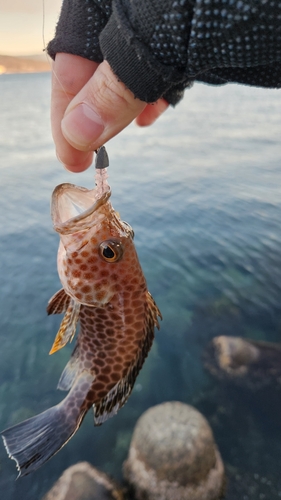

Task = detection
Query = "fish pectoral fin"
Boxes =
[49,300,80,355]
[47,288,71,315]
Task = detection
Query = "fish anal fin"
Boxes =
[47,289,71,315]
[49,300,80,355]
[57,345,81,391]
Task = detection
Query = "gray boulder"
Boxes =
[42,461,123,500]
[204,335,281,391]
[123,402,224,500]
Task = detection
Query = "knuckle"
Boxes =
[91,62,137,114]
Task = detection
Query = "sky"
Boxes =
[0,0,63,56]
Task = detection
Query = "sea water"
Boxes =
[0,72,281,499]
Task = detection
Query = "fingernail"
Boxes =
[61,103,104,149]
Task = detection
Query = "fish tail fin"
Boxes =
[1,371,94,477]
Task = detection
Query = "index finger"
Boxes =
[51,53,99,172]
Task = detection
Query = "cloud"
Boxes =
[0,0,62,14]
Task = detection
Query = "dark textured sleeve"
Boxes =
[47,0,112,63]
[47,0,281,105]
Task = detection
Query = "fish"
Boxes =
[1,148,161,477]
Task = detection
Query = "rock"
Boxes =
[204,335,281,391]
[42,462,123,500]
[123,402,224,500]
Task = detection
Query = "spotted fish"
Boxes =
[1,148,161,477]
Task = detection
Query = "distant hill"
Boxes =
[0,54,51,74]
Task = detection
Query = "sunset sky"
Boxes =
[0,0,62,56]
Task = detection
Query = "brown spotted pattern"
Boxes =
[56,194,130,307]
[53,188,161,422]
[69,287,160,422]
[0,183,161,477]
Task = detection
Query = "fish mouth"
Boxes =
[51,183,111,235]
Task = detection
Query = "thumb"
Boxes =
[61,60,146,152]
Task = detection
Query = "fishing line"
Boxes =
[42,0,46,57]
[42,0,70,101]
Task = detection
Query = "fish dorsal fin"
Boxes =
[47,288,71,315]
[93,377,133,425]
[146,291,162,329]
[49,299,81,355]
[93,291,161,425]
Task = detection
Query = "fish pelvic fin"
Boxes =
[49,299,81,354]
[94,292,161,425]
[47,288,71,315]
[1,371,94,477]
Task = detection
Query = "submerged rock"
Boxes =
[123,402,224,500]
[204,335,281,391]
[42,462,123,500]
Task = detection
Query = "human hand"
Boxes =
[51,53,169,172]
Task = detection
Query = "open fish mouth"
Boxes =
[51,183,111,235]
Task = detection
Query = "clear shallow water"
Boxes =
[0,72,281,499]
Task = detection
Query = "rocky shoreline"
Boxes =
[0,54,50,74]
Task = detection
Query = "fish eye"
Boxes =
[99,240,123,263]
[122,221,134,239]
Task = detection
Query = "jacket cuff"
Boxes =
[99,1,188,104]
[47,0,109,62]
